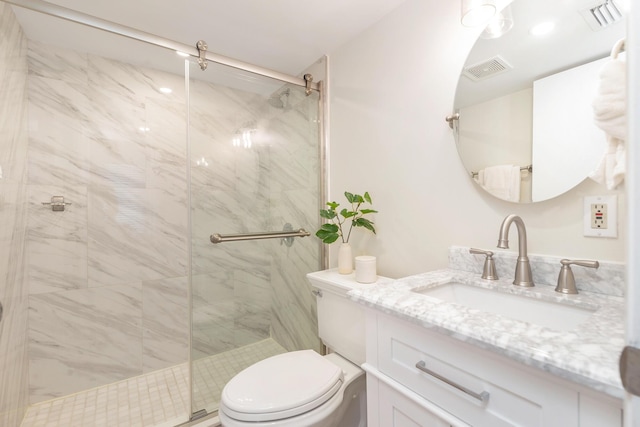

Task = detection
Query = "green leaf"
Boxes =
[344,192,355,203]
[320,209,336,219]
[353,194,364,203]
[321,233,340,244]
[315,227,340,244]
[364,192,372,204]
[355,217,376,234]
[340,208,356,218]
[319,223,339,232]
[327,201,339,210]
[360,209,378,214]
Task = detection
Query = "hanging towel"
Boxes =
[475,165,521,202]
[590,39,627,190]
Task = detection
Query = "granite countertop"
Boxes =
[349,268,626,399]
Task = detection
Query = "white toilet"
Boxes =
[218,269,372,427]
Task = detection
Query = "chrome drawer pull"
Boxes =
[416,361,490,404]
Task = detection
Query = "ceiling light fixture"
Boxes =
[461,0,497,27]
[480,5,514,39]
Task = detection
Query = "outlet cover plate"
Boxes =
[584,195,617,238]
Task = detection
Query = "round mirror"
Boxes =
[453,0,626,203]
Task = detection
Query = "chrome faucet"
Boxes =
[497,214,534,287]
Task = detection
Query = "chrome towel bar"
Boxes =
[210,228,310,244]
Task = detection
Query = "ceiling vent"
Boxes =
[462,56,512,82]
[580,0,623,31]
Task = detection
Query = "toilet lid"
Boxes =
[221,350,344,422]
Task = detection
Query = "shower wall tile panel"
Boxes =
[27,184,87,294]
[267,89,322,354]
[141,276,189,373]
[28,283,143,402]
[0,4,30,427]
[26,41,191,403]
[87,186,188,287]
[191,273,236,360]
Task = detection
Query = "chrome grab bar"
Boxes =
[210,228,310,244]
[415,361,490,404]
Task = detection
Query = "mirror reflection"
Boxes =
[454,0,626,203]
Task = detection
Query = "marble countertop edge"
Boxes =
[349,268,625,399]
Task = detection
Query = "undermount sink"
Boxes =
[413,282,597,332]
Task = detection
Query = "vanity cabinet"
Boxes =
[364,311,623,427]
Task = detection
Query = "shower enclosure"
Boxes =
[0,1,325,425]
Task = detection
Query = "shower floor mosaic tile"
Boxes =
[20,339,287,427]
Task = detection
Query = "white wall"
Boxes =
[328,0,626,279]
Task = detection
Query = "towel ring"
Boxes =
[611,38,625,59]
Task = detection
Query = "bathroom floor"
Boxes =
[20,339,287,427]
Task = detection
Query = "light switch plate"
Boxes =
[584,195,617,238]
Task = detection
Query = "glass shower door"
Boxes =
[187,59,323,416]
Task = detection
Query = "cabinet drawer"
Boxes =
[376,315,578,427]
[378,379,456,427]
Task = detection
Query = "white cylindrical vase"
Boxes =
[337,243,353,274]
[355,255,377,283]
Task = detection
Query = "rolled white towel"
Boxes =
[592,59,626,141]
[590,43,627,190]
[590,136,625,190]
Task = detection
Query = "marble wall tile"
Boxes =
[28,41,88,85]
[0,4,30,426]
[25,41,191,403]
[142,276,189,373]
[234,269,272,347]
[87,186,187,287]
[0,21,28,186]
[29,283,143,403]
[191,273,236,359]
[145,97,187,198]
[26,184,88,293]
[27,75,90,186]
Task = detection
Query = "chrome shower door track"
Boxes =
[3,0,319,91]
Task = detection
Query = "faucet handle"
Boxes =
[469,248,498,280]
[555,259,599,294]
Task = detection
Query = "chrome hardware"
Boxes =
[196,40,208,71]
[210,227,310,244]
[471,164,532,178]
[312,289,323,298]
[445,113,460,129]
[42,196,71,212]
[555,259,599,294]
[280,223,296,247]
[304,74,313,96]
[497,214,534,287]
[620,346,640,396]
[469,248,498,280]
[416,361,490,404]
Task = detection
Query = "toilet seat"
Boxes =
[221,350,344,422]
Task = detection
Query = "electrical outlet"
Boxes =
[584,195,617,238]
[591,203,607,229]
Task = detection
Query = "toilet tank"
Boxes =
[306,269,390,366]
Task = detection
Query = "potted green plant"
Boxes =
[315,191,377,274]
